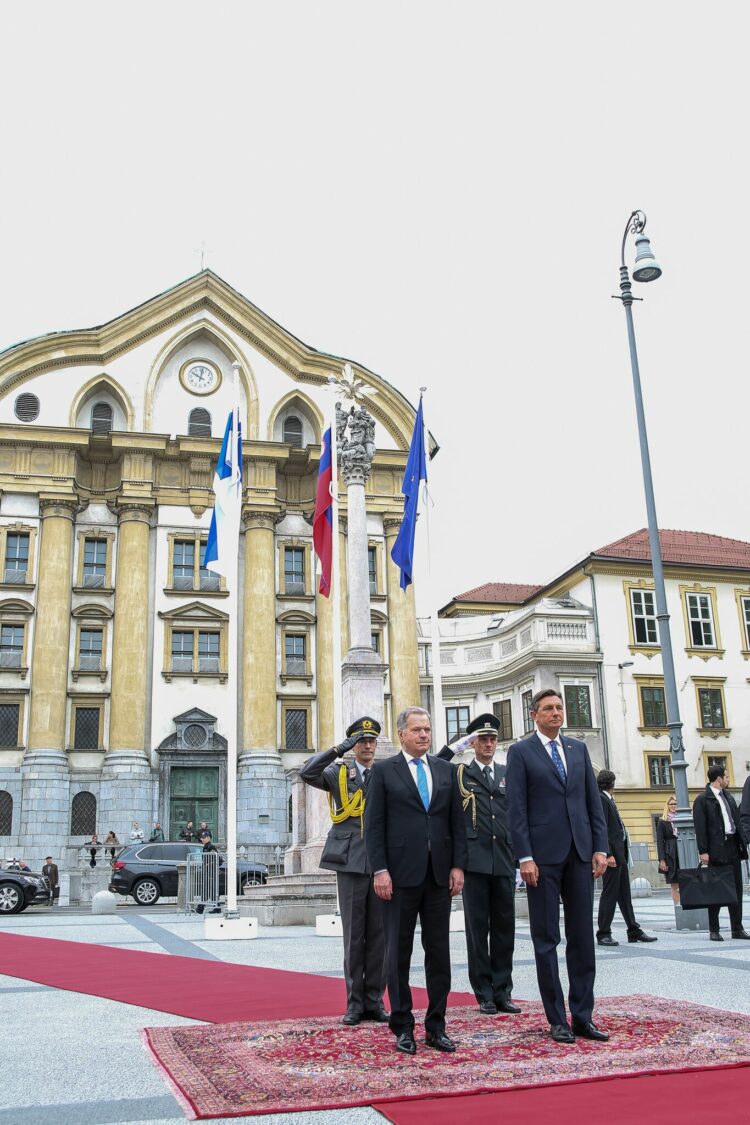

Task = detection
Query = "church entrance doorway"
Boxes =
[169,766,219,842]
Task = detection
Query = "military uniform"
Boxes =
[299,716,387,1023]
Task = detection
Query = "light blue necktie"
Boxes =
[414,758,430,810]
[549,740,567,784]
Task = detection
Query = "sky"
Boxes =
[1,2,747,615]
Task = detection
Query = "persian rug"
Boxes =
[142,995,750,1119]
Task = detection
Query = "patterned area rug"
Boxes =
[143,996,750,1120]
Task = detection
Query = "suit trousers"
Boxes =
[463,871,515,1004]
[381,857,452,1037]
[707,855,744,933]
[526,845,596,1027]
[596,864,639,938]
[337,871,386,1015]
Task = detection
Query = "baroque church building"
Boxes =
[0,272,421,869]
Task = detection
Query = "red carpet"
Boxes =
[143,996,750,1119]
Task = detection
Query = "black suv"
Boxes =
[0,869,52,914]
[109,842,268,906]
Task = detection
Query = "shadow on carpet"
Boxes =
[143,995,750,1120]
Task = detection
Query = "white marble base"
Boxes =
[203,915,258,940]
[316,913,343,937]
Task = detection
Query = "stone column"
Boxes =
[100,503,154,833]
[315,584,335,751]
[384,517,421,741]
[22,498,76,860]
[338,517,349,653]
[238,508,286,846]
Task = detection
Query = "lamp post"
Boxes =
[615,211,698,874]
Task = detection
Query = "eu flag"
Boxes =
[390,398,427,590]
[313,426,333,596]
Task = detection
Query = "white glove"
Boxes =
[451,732,477,754]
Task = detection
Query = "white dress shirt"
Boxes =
[709,784,735,835]
[535,726,568,773]
[403,750,433,802]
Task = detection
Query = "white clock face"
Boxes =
[185,363,219,394]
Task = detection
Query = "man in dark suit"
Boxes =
[365,706,467,1055]
[740,774,750,847]
[595,770,656,947]
[449,713,519,1015]
[693,764,749,941]
[505,688,608,1044]
[299,716,387,1025]
[42,856,59,905]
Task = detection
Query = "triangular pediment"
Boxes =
[158,601,229,622]
[173,707,217,724]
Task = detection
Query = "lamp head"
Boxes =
[632,231,662,282]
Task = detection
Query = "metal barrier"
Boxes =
[185,849,221,914]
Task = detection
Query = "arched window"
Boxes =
[0,791,12,836]
[70,791,97,836]
[282,415,303,448]
[188,408,212,437]
[91,403,113,434]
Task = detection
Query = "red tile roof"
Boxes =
[594,528,750,569]
[453,581,543,604]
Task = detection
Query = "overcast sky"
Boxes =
[1,2,746,614]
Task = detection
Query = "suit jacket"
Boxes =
[299,747,371,875]
[364,752,468,887]
[656,818,679,879]
[600,791,628,867]
[693,785,748,864]
[740,775,750,843]
[42,862,58,889]
[456,760,515,877]
[505,732,607,865]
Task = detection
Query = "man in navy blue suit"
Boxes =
[505,688,609,1044]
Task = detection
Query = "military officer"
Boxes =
[448,713,519,1015]
[299,716,388,1025]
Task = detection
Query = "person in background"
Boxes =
[693,765,749,941]
[740,774,750,848]
[130,821,144,842]
[595,770,657,947]
[42,856,59,904]
[149,822,165,842]
[198,821,212,841]
[88,834,100,868]
[656,796,681,905]
[104,831,120,860]
[180,820,196,843]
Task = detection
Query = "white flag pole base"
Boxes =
[203,915,258,940]
[315,913,344,937]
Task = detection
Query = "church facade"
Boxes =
[0,272,421,868]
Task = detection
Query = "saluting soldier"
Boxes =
[443,713,519,1015]
[299,716,388,1026]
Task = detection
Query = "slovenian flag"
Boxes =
[390,397,427,590]
[312,426,333,597]
[204,406,243,579]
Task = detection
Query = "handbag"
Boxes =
[678,864,738,910]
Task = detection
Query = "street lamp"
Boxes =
[615,210,698,876]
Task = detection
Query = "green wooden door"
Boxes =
[169,767,219,841]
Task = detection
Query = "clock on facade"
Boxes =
[180,361,221,395]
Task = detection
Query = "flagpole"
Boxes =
[418,387,446,749]
[225,362,241,916]
[328,377,344,743]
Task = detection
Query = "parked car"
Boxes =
[0,868,52,914]
[108,842,268,906]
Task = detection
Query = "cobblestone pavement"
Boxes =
[0,890,747,1125]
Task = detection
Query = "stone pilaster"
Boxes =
[384,517,420,741]
[315,584,335,751]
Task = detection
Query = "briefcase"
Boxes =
[678,864,737,910]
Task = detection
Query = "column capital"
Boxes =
[242,507,283,532]
[382,517,403,536]
[114,502,154,527]
[39,497,78,522]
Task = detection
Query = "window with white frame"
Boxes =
[631,588,658,645]
[285,634,306,675]
[685,592,715,647]
[741,596,750,649]
[4,534,29,584]
[492,699,513,741]
[521,689,534,734]
[446,706,470,742]
[563,685,592,728]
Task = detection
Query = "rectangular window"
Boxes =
[199,542,219,591]
[82,539,107,588]
[285,708,307,749]
[284,547,305,594]
[74,707,100,750]
[707,754,728,773]
[685,592,715,647]
[78,628,103,671]
[698,687,725,729]
[198,631,220,673]
[521,689,534,734]
[0,703,20,748]
[4,534,29,583]
[371,632,380,654]
[640,684,667,728]
[741,597,750,649]
[171,630,194,672]
[631,588,658,645]
[647,754,672,787]
[368,547,377,595]
[173,541,195,590]
[564,685,592,728]
[285,634,306,675]
[493,699,513,741]
[0,625,23,669]
[446,706,470,743]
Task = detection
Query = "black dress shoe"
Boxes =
[732,929,750,940]
[571,1020,609,1041]
[597,936,619,947]
[495,999,522,1014]
[478,1000,498,1015]
[363,1008,391,1022]
[424,1031,456,1052]
[710,931,724,942]
[549,1023,575,1044]
[396,1031,417,1055]
[341,1011,362,1026]
[628,931,658,943]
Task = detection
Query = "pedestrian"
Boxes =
[42,856,59,905]
[740,774,750,845]
[365,707,466,1055]
[595,770,657,947]
[506,688,609,1044]
[149,822,165,842]
[198,821,212,841]
[88,833,100,868]
[196,833,221,914]
[693,765,749,941]
[180,820,196,843]
[130,821,144,842]
[299,716,387,1026]
[656,795,681,904]
[104,831,120,860]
